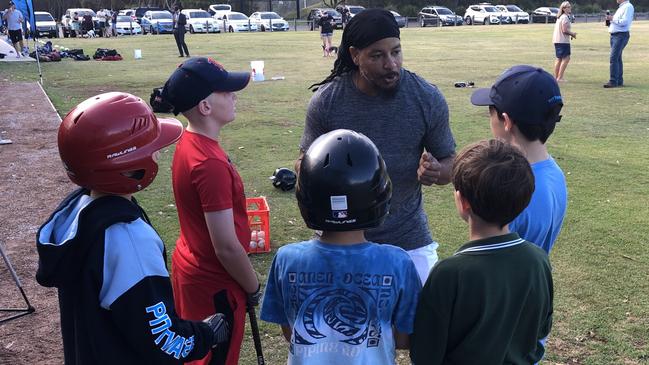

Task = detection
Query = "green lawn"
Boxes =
[2,22,648,364]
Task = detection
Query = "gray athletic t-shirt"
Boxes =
[300,69,455,250]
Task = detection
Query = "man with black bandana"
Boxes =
[296,9,456,284]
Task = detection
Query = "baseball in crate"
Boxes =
[246,197,271,253]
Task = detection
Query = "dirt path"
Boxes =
[0,81,71,364]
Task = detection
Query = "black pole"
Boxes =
[268,0,272,11]
[296,0,300,19]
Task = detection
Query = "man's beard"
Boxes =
[361,69,401,97]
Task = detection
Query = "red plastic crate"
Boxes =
[246,197,271,254]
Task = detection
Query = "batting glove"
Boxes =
[247,284,263,307]
[203,313,229,348]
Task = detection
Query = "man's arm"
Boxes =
[394,330,410,349]
[417,152,454,186]
[204,209,259,294]
[281,325,292,342]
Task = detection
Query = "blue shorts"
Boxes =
[554,43,571,59]
[320,32,333,38]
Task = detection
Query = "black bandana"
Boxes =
[343,9,400,49]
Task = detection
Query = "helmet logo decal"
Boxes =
[330,196,348,210]
[107,146,137,159]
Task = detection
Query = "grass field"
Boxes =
[2,22,648,364]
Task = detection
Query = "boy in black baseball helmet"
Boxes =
[261,129,422,364]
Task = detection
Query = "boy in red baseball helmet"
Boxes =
[36,92,229,364]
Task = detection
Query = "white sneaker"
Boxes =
[0,139,13,145]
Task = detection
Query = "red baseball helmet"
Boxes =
[58,92,183,195]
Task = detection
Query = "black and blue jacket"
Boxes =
[36,188,214,364]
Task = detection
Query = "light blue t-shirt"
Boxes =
[509,156,567,253]
[5,9,23,30]
[261,239,422,365]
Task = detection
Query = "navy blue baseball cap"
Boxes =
[471,65,563,125]
[162,57,250,115]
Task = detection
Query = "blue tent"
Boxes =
[12,0,36,38]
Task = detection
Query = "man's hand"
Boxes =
[417,152,442,186]
[247,284,263,307]
[203,313,230,348]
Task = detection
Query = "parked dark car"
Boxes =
[390,10,407,28]
[307,8,343,30]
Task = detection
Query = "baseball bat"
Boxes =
[247,304,265,365]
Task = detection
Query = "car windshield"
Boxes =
[484,6,499,12]
[229,13,247,20]
[507,5,523,11]
[436,8,454,15]
[117,16,134,22]
[151,12,172,19]
[36,13,54,21]
[260,13,281,19]
[551,7,559,12]
[213,5,230,10]
[348,7,364,14]
[190,11,210,18]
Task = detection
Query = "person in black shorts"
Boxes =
[3,1,24,58]
[319,12,334,57]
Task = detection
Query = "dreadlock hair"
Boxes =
[308,9,400,92]
[308,44,357,91]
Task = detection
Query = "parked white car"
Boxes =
[208,4,231,19]
[115,15,142,35]
[34,11,58,38]
[495,5,530,23]
[249,11,290,32]
[181,9,220,33]
[464,4,501,25]
[61,8,99,37]
[222,12,257,32]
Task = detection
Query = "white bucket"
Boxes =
[250,60,265,82]
[134,49,142,59]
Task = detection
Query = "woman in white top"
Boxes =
[552,1,577,82]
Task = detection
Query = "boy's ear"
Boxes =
[501,112,515,133]
[455,190,471,213]
[454,190,472,217]
[196,98,211,116]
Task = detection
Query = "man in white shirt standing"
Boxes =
[2,1,24,58]
[604,0,634,88]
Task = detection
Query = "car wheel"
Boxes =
[261,25,266,32]
[484,17,489,25]
[420,17,426,27]
[229,25,233,32]
[189,25,194,33]
[465,17,472,25]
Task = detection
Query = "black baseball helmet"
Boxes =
[296,129,392,231]
[270,167,297,191]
